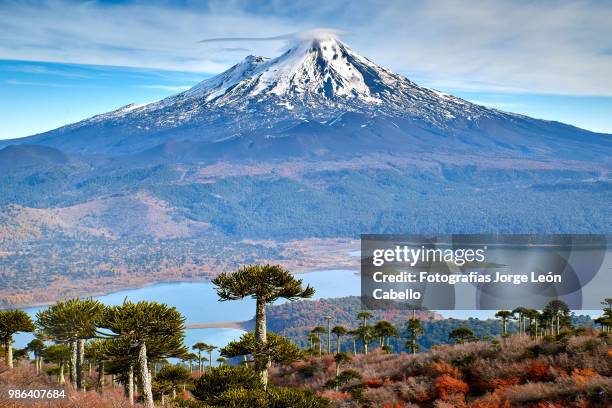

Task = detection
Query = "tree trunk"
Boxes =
[198,354,202,372]
[5,340,13,369]
[327,321,332,354]
[173,387,177,399]
[59,361,65,384]
[127,363,134,406]
[97,361,105,394]
[335,362,340,392]
[76,339,85,391]
[254,297,269,389]
[69,340,77,387]
[138,342,154,408]
[336,336,341,354]
[209,349,213,370]
[352,338,356,355]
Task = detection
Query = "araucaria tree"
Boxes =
[331,325,347,354]
[212,264,314,388]
[192,342,209,372]
[495,310,513,337]
[406,318,424,355]
[0,309,35,368]
[99,300,186,408]
[36,298,104,389]
[449,327,476,344]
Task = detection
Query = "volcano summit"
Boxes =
[4,34,610,162]
[0,34,610,305]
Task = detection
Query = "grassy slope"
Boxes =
[271,333,612,407]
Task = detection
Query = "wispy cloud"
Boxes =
[138,84,192,92]
[0,0,611,96]
[5,79,70,87]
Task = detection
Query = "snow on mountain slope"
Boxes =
[4,32,610,160]
[49,34,498,134]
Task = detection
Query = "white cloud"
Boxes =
[5,79,70,87]
[1,0,611,96]
[138,84,192,92]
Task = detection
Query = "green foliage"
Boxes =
[154,364,191,397]
[191,365,328,407]
[221,332,303,365]
[449,327,477,344]
[265,296,514,352]
[191,366,262,404]
[267,386,329,408]
[0,309,35,343]
[212,264,314,303]
[42,344,69,363]
[36,298,103,341]
[325,369,362,389]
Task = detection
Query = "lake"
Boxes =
[14,269,362,361]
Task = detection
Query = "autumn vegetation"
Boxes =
[0,266,611,407]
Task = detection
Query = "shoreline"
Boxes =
[2,264,359,310]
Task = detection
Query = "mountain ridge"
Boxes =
[0,34,610,304]
[4,34,609,160]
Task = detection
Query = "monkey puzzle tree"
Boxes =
[26,338,45,373]
[333,352,351,378]
[331,325,347,354]
[406,318,424,355]
[221,331,303,368]
[354,325,375,354]
[311,326,326,357]
[155,364,191,400]
[212,264,314,388]
[0,309,35,368]
[512,307,530,335]
[449,327,476,344]
[181,352,198,372]
[544,299,571,335]
[192,342,209,373]
[495,310,513,337]
[357,311,373,327]
[203,343,217,370]
[374,320,398,348]
[36,298,104,389]
[523,308,541,338]
[348,329,359,355]
[42,344,69,384]
[99,300,186,408]
[86,339,113,394]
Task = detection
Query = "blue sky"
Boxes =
[1,0,611,139]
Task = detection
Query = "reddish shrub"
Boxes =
[434,374,469,400]
[571,367,597,384]
[469,392,511,408]
[523,359,550,382]
[488,376,520,390]
[427,361,462,379]
[365,378,384,388]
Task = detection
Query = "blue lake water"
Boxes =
[13,264,604,360]
[14,269,362,361]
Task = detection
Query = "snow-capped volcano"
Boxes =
[185,35,381,102]
[5,33,609,162]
